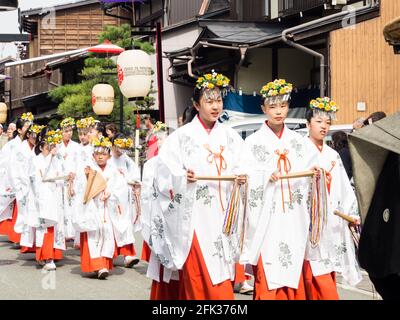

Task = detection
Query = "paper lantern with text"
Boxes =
[117,50,152,100]
[0,102,7,123]
[92,84,114,115]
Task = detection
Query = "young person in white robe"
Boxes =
[141,121,168,264]
[73,135,127,279]
[73,117,97,250]
[147,71,248,300]
[240,79,319,300]
[33,129,66,270]
[140,122,183,299]
[88,121,106,142]
[301,97,362,299]
[0,113,33,244]
[58,117,80,241]
[110,135,141,268]
[18,124,48,252]
[76,117,96,168]
[9,121,43,254]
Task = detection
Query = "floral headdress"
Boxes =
[153,121,166,133]
[29,124,46,135]
[113,138,134,151]
[21,112,34,124]
[60,117,75,129]
[260,79,293,105]
[309,97,338,120]
[196,70,230,90]
[92,135,112,153]
[76,117,96,130]
[44,129,63,146]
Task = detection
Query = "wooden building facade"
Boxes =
[23,0,130,57]
[5,0,129,117]
[330,0,400,124]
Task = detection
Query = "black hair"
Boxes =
[105,123,118,136]
[182,105,198,125]
[34,127,50,156]
[192,86,224,104]
[94,122,106,137]
[22,124,33,141]
[13,118,25,139]
[305,108,314,123]
[305,108,332,123]
[363,111,386,126]
[262,96,291,107]
[331,131,348,152]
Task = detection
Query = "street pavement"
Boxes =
[0,235,379,300]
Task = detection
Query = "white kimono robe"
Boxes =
[241,122,317,290]
[73,163,127,259]
[77,143,94,168]
[149,116,247,285]
[7,140,37,247]
[109,153,142,246]
[0,136,22,222]
[303,137,362,286]
[32,152,66,250]
[141,156,179,283]
[59,140,81,238]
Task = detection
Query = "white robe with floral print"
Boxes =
[241,122,317,290]
[109,153,142,246]
[73,163,127,259]
[303,137,362,286]
[33,152,66,251]
[8,140,37,247]
[0,136,22,222]
[149,116,247,285]
[141,156,180,283]
[59,140,81,238]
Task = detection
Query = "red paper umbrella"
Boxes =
[87,40,125,55]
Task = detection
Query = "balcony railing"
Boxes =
[278,0,326,18]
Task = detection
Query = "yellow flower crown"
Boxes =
[153,121,166,133]
[260,79,293,98]
[92,136,112,149]
[29,124,46,135]
[196,70,230,90]
[60,117,75,128]
[45,129,63,145]
[310,97,339,113]
[76,117,96,129]
[113,138,134,150]
[21,112,34,123]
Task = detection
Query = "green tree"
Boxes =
[49,24,155,132]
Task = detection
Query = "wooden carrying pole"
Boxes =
[279,170,315,180]
[334,210,357,224]
[195,176,237,181]
[42,175,69,183]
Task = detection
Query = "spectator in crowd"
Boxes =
[144,116,156,160]
[6,123,16,140]
[0,124,8,150]
[332,131,353,180]
[105,123,118,139]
